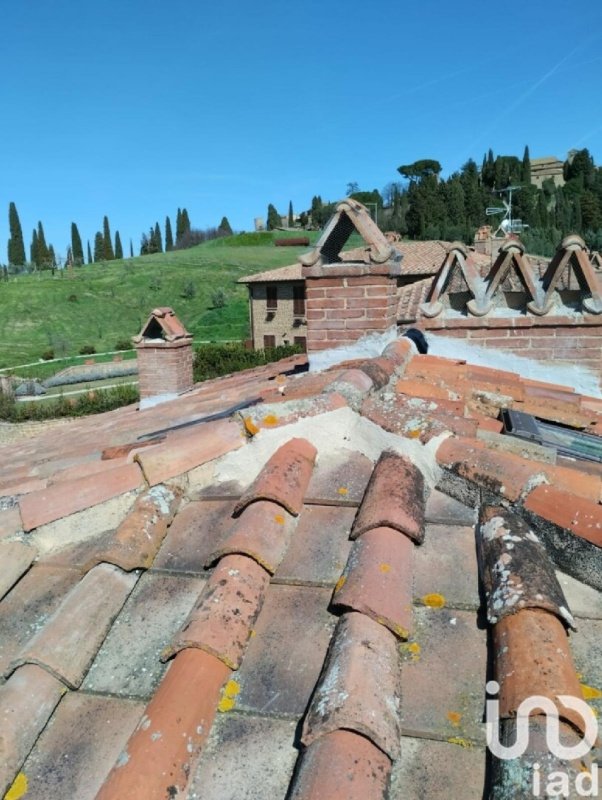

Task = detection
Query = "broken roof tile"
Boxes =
[524,485,602,548]
[135,417,244,486]
[289,730,391,800]
[19,462,144,532]
[233,438,317,517]
[332,527,413,639]
[0,664,65,798]
[302,611,401,759]
[96,648,230,800]
[163,554,270,670]
[82,484,181,572]
[477,506,575,628]
[8,563,138,689]
[351,452,425,543]
[206,500,296,574]
[0,542,37,601]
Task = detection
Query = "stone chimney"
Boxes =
[133,307,193,409]
[299,199,401,352]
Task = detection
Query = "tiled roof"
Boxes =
[238,263,303,283]
[1,339,601,799]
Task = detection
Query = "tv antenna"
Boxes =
[485,185,528,237]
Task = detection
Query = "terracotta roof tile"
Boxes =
[351,452,425,542]
[381,335,416,367]
[524,484,602,548]
[152,499,237,573]
[233,438,317,517]
[0,542,36,601]
[233,584,335,717]
[206,500,296,574]
[362,393,478,443]
[302,611,401,759]
[414,523,480,610]
[332,527,414,639]
[8,563,138,688]
[275,504,355,586]
[0,506,23,540]
[0,476,48,498]
[81,484,181,572]
[96,648,230,800]
[477,507,575,628]
[289,730,391,800]
[305,449,374,506]
[0,565,83,675]
[82,572,205,699]
[163,554,269,670]
[425,489,476,526]
[0,664,65,797]
[493,609,585,734]
[135,418,244,486]
[101,438,165,460]
[19,462,144,532]
[17,693,145,800]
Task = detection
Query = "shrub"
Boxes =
[41,349,55,361]
[114,339,132,351]
[210,289,227,309]
[149,275,162,291]
[79,345,96,355]
[193,342,302,382]
[67,294,78,302]
[180,280,196,299]
[0,384,139,422]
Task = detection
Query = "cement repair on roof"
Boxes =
[0,334,601,800]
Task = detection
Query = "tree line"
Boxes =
[4,205,235,269]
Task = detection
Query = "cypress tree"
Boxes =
[165,216,174,251]
[8,202,26,266]
[129,239,134,258]
[114,231,123,260]
[94,231,104,262]
[87,241,93,264]
[176,208,183,244]
[102,216,115,260]
[266,204,281,230]
[522,145,531,184]
[36,222,50,267]
[30,229,39,266]
[180,208,190,238]
[71,222,84,265]
[218,216,233,236]
[48,245,56,268]
[154,222,163,253]
[288,201,294,227]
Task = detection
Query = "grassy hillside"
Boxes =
[0,230,353,369]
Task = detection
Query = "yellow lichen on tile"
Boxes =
[581,683,602,700]
[379,563,391,573]
[447,736,473,748]
[274,514,285,525]
[446,711,462,727]
[400,641,421,661]
[262,414,278,426]
[421,593,446,609]
[243,417,260,437]
[4,773,28,800]
[334,575,346,593]
[337,487,349,496]
[218,679,240,712]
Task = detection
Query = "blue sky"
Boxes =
[1,0,601,261]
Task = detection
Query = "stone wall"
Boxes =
[249,282,307,347]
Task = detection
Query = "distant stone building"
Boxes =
[238,265,307,350]
[529,156,565,188]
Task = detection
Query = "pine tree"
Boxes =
[30,229,39,266]
[267,204,281,230]
[87,241,93,264]
[153,222,163,253]
[71,223,84,265]
[218,216,233,236]
[114,230,123,260]
[8,202,26,266]
[102,216,115,260]
[94,231,104,262]
[165,216,174,251]
[288,201,294,227]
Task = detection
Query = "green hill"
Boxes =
[0,230,341,369]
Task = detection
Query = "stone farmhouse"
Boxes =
[241,199,602,389]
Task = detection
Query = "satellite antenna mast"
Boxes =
[485,185,527,237]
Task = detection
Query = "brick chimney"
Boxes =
[299,199,401,352]
[133,307,193,409]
